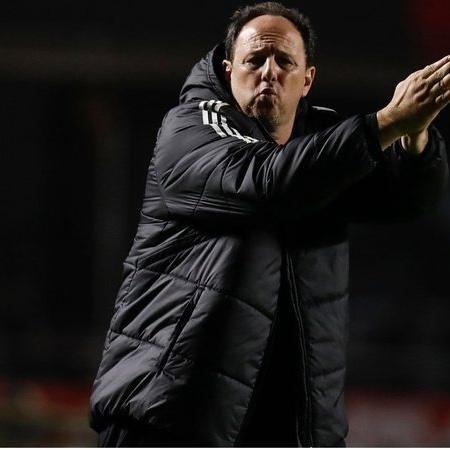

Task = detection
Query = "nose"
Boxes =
[261,56,278,82]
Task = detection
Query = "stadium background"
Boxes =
[1,0,449,445]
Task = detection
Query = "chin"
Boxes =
[258,114,282,132]
[248,98,273,114]
[253,105,282,131]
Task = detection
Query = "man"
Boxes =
[90,2,449,447]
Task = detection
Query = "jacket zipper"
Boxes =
[238,118,313,444]
[286,251,314,447]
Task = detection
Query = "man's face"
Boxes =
[223,15,315,131]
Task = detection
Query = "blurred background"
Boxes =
[1,0,449,446]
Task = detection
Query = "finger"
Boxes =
[430,72,450,97]
[435,89,450,106]
[422,55,450,79]
[428,61,450,86]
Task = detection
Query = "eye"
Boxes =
[245,56,265,68]
[276,56,294,68]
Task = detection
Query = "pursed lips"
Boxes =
[258,86,277,96]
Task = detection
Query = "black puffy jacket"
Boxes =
[89,43,448,446]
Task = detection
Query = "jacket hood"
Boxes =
[179,43,234,105]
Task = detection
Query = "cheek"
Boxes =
[285,76,306,99]
[231,72,256,102]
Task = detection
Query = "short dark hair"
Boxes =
[224,2,317,66]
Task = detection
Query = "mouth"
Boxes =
[258,87,277,96]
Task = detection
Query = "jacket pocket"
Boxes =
[156,287,201,372]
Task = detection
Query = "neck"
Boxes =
[269,116,295,145]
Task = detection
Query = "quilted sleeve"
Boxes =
[152,101,383,224]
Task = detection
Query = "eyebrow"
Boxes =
[245,48,295,59]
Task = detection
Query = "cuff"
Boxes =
[363,113,384,163]
[396,128,439,164]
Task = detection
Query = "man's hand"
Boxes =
[377,55,450,151]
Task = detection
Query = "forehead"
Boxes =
[234,15,304,56]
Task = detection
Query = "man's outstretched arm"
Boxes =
[152,56,449,225]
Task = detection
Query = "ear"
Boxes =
[302,66,316,97]
[222,59,233,83]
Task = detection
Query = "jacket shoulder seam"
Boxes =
[311,105,338,114]
[151,156,173,218]
[153,109,178,218]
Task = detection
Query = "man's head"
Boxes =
[223,2,316,133]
